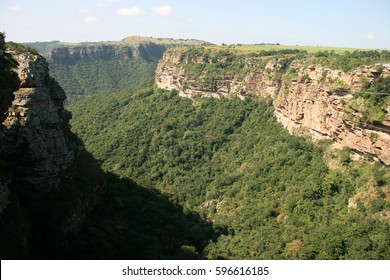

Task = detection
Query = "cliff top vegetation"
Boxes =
[207,44,375,54]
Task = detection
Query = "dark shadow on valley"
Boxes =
[0,129,216,260]
[68,172,217,260]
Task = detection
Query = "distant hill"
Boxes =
[21,37,212,103]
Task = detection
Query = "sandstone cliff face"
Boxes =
[156,49,250,99]
[156,48,390,165]
[0,39,104,252]
[274,62,390,165]
[49,43,168,64]
[2,46,74,193]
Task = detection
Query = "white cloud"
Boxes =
[84,17,99,23]
[118,7,145,16]
[152,5,174,16]
[7,5,21,11]
[96,1,104,8]
[366,34,376,40]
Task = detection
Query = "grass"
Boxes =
[205,44,373,54]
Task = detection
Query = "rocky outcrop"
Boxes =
[0,38,105,257]
[156,48,249,99]
[274,62,390,165]
[156,48,390,165]
[2,47,74,193]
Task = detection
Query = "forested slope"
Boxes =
[69,83,390,259]
[50,58,156,103]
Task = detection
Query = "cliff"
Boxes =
[49,43,168,64]
[0,35,104,258]
[45,38,210,103]
[23,36,212,57]
[156,47,390,165]
[3,43,74,192]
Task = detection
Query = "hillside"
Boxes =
[69,83,390,259]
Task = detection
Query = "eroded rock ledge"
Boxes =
[156,48,390,165]
[0,36,105,246]
[2,45,75,193]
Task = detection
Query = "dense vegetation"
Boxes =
[69,83,390,259]
[23,41,74,57]
[0,34,19,90]
[50,59,157,103]
[0,131,212,259]
[203,46,390,69]
[347,77,390,125]
[218,44,362,55]
[313,50,390,72]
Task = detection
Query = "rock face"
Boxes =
[49,43,168,64]
[274,63,390,165]
[0,37,104,257]
[47,37,212,64]
[156,49,249,99]
[3,46,74,193]
[156,48,390,165]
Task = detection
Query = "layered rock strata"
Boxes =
[156,48,390,165]
[0,38,105,257]
[3,46,74,193]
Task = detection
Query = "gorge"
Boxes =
[1,35,390,260]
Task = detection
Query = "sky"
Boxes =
[0,0,389,48]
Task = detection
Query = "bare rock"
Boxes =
[2,45,75,193]
[12,52,49,88]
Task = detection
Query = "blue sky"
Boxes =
[1,0,389,48]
